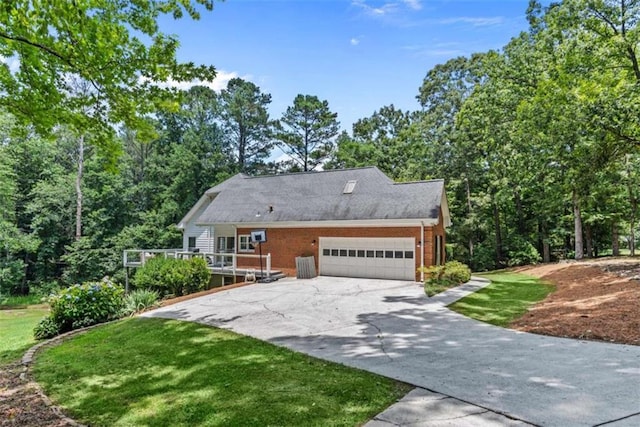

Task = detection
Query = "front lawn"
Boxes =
[32,318,410,427]
[448,271,555,327]
[0,302,48,365]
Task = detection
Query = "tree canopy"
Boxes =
[0,0,217,139]
[2,0,640,295]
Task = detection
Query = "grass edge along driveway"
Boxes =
[32,317,411,427]
[448,271,555,327]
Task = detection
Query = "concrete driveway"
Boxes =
[143,277,640,426]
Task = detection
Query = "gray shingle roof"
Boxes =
[192,167,447,225]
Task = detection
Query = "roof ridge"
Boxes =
[393,178,445,185]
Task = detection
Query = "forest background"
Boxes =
[1,0,639,296]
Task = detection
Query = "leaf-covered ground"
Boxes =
[511,259,640,345]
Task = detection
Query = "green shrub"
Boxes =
[34,278,125,339]
[420,261,472,297]
[506,237,541,266]
[132,256,209,297]
[122,289,160,316]
[184,257,210,294]
[34,316,60,340]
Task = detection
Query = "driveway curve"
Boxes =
[143,277,640,426]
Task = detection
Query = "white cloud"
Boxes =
[439,16,504,27]
[350,37,360,46]
[352,0,398,17]
[146,70,250,92]
[402,0,422,10]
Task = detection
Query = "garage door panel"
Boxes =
[319,237,415,281]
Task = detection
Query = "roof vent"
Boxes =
[343,180,357,194]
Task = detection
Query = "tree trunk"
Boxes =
[515,190,525,235]
[465,177,474,258]
[612,221,620,256]
[238,128,246,172]
[573,189,583,260]
[585,224,593,258]
[75,134,84,241]
[626,155,637,256]
[539,220,551,263]
[493,198,503,266]
[631,222,636,257]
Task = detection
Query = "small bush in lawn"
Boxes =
[34,316,60,340]
[420,261,472,297]
[34,278,125,339]
[123,289,159,316]
[133,256,209,297]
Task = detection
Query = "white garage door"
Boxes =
[319,237,416,281]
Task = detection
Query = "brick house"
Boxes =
[177,167,450,282]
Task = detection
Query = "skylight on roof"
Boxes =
[343,180,357,194]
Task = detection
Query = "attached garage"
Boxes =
[319,237,416,281]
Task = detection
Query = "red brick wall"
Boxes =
[236,225,445,281]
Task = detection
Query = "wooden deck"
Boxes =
[123,249,283,284]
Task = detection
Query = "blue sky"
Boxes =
[160,0,536,130]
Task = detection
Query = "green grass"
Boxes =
[448,272,555,327]
[0,294,45,308]
[0,305,49,365]
[32,318,411,427]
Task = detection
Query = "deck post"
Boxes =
[266,253,271,278]
[232,253,236,277]
[125,267,129,293]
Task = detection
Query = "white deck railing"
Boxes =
[123,249,272,278]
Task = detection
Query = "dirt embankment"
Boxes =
[511,259,640,345]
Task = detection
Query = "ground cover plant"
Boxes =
[421,261,471,296]
[0,299,48,364]
[32,318,410,427]
[122,288,160,316]
[448,271,555,327]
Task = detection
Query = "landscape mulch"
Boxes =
[0,362,72,427]
[511,260,640,345]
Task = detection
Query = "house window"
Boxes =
[188,236,197,251]
[239,235,254,252]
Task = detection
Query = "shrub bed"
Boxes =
[132,257,210,297]
[34,278,124,339]
[420,261,472,297]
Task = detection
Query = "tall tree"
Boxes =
[0,0,217,141]
[218,78,274,173]
[329,106,424,180]
[276,94,339,172]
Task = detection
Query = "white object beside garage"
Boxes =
[319,237,416,281]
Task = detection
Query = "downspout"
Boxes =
[420,221,425,282]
